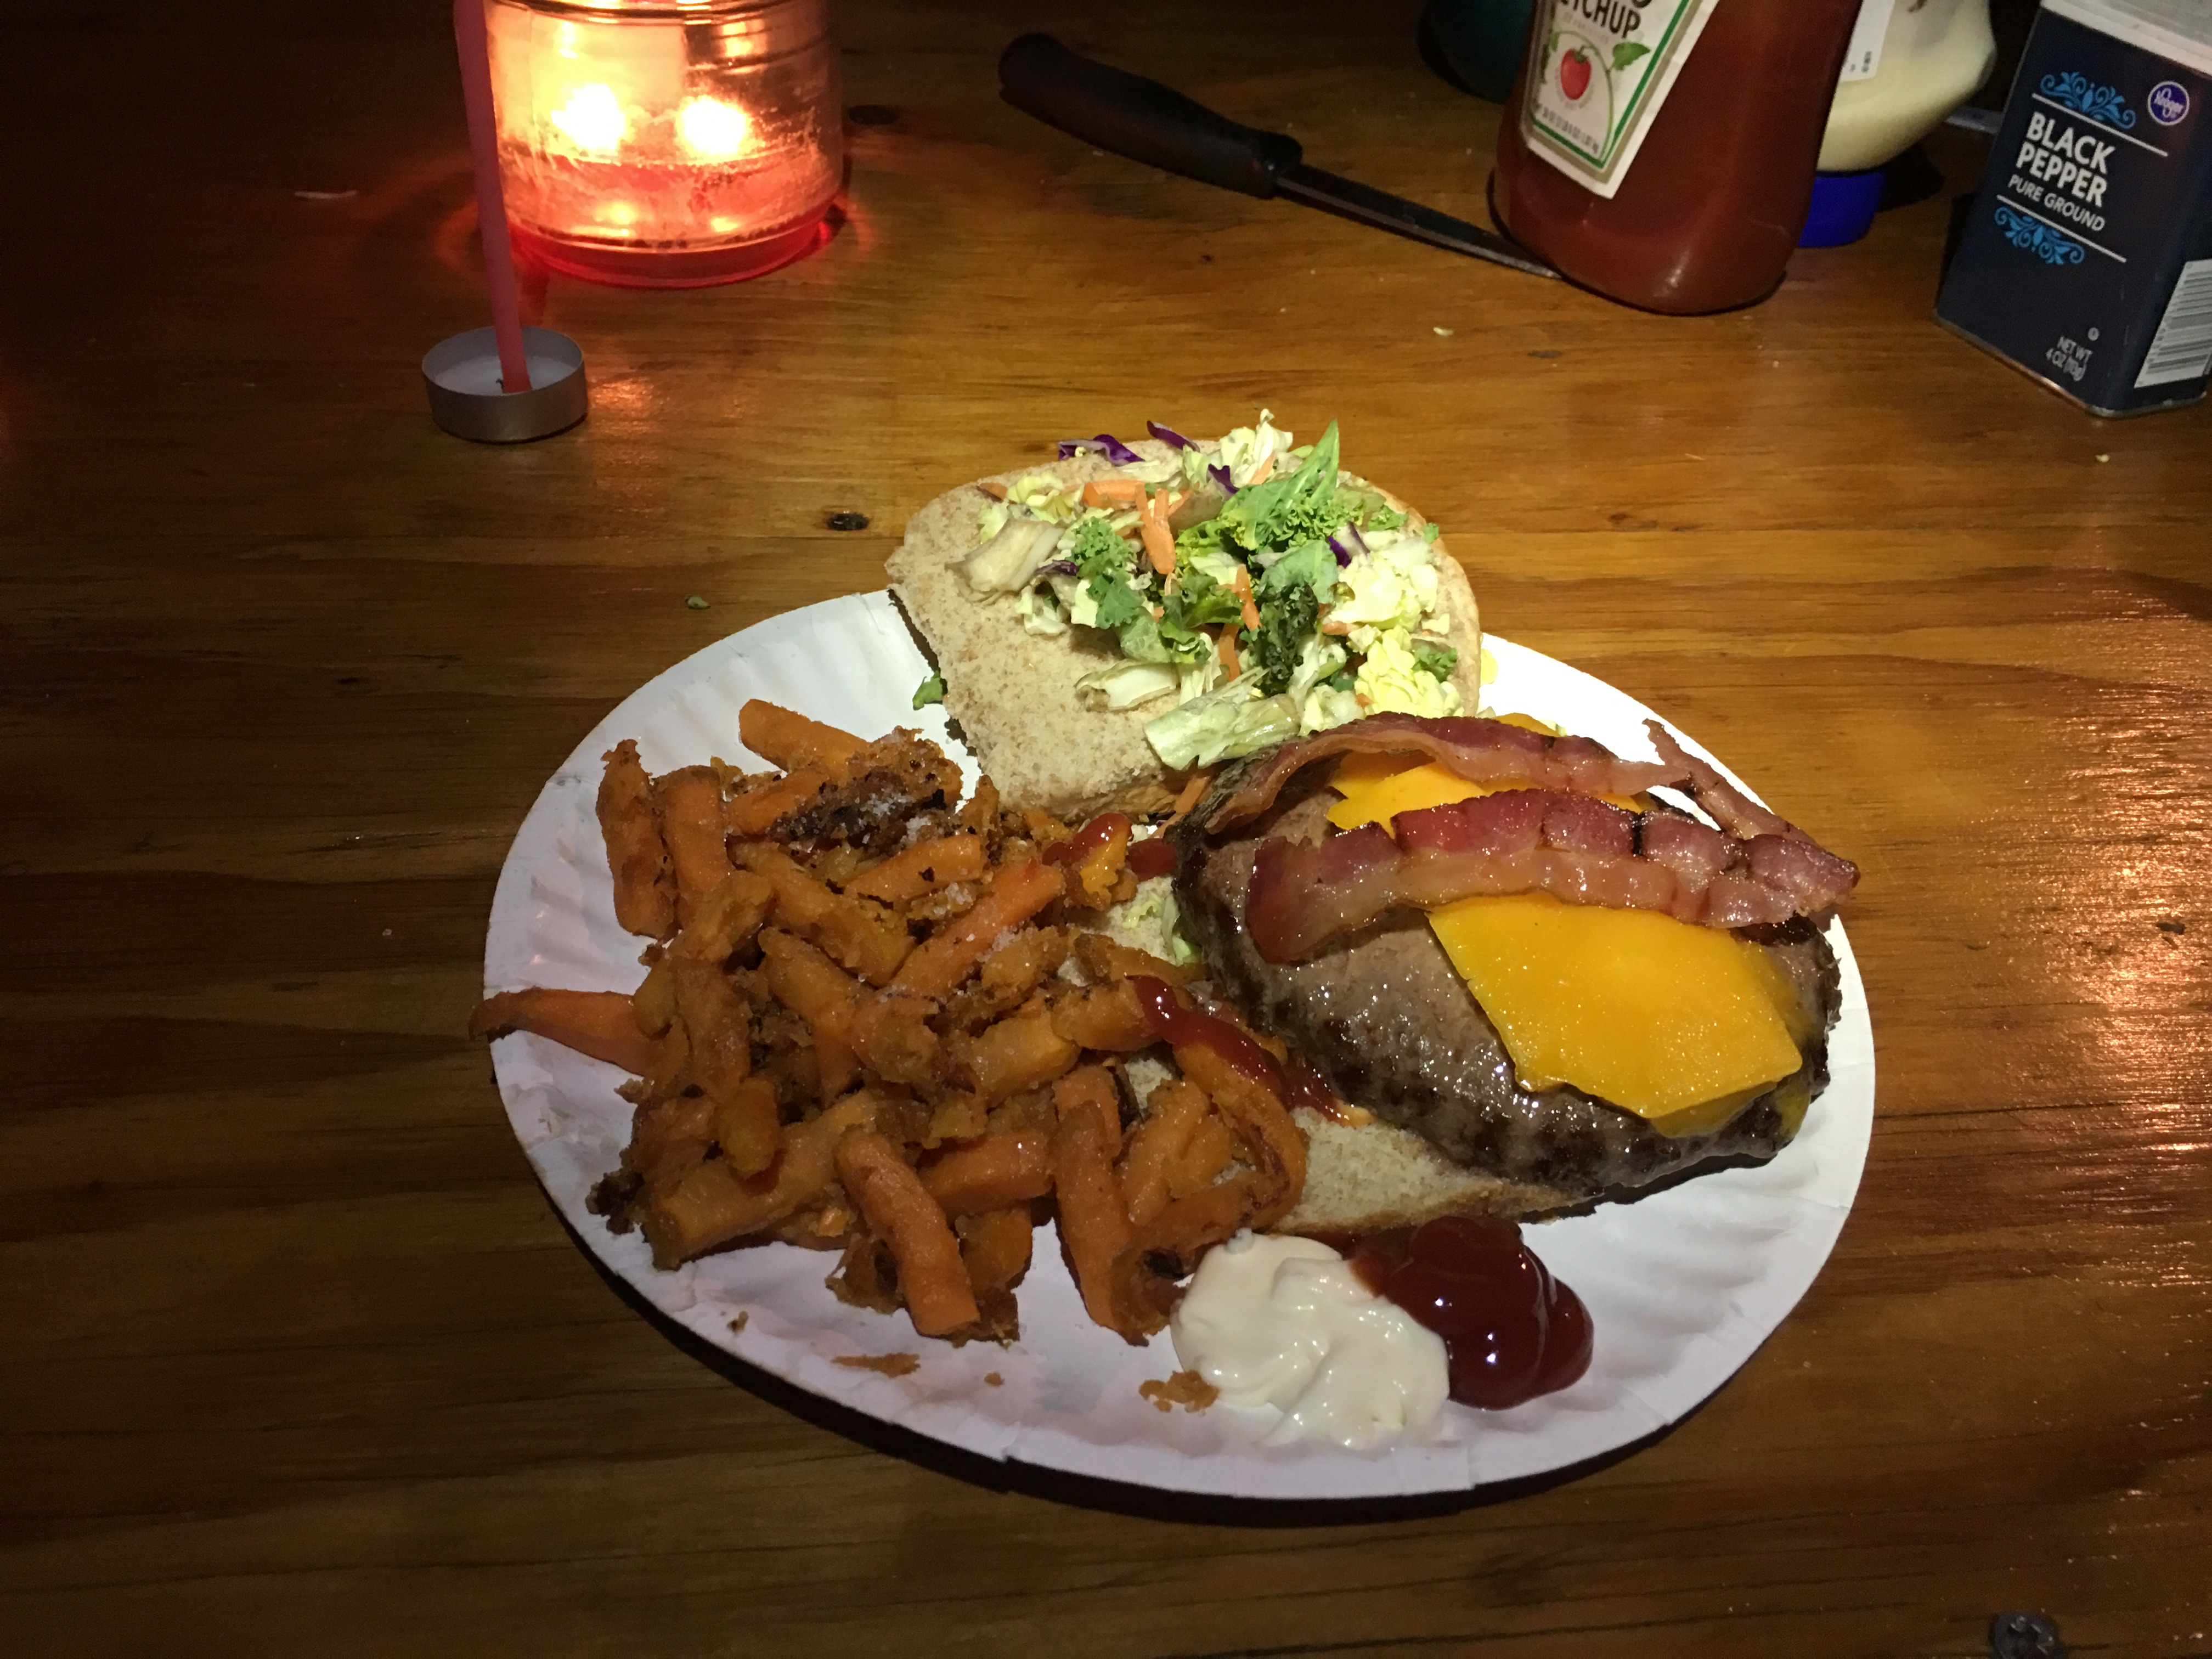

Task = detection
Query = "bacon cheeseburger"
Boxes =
[1167,713,1860,1235]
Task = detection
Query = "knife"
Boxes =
[998,32,1559,281]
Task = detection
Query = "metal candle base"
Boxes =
[422,325,588,442]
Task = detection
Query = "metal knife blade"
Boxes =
[1277,165,1559,279]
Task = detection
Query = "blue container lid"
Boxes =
[1799,168,1886,247]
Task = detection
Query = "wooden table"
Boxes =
[7,2,2209,1654]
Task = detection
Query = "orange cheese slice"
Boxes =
[1322,724,1800,1135]
[1327,757,1641,832]
[1426,894,1803,1129]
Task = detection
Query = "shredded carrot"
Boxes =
[1160,768,1215,832]
[1139,492,1176,576]
[1230,565,1261,633]
[977,479,1008,500]
[1320,617,1352,636]
[1355,692,1374,708]
[1214,627,1239,675]
[1081,478,1146,509]
[1247,452,1275,486]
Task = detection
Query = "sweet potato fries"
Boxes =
[471,703,1305,1346]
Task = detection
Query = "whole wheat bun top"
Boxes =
[886,437,1482,820]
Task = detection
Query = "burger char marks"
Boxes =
[1171,774,1839,1209]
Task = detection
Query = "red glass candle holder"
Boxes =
[484,0,841,287]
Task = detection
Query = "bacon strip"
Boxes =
[1644,720,1790,839]
[1244,789,1859,963]
[1202,713,1688,833]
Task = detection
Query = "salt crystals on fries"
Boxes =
[470,701,1306,1346]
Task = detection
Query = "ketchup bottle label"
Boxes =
[1521,0,1725,199]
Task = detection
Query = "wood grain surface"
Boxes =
[4,2,2208,1655]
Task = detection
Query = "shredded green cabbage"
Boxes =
[1144,678,1300,770]
[963,413,1465,752]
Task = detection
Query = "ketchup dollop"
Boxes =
[1125,836,1178,879]
[1283,1053,1358,1127]
[1042,810,1131,867]
[1349,1218,1592,1409]
[1128,974,1283,1095]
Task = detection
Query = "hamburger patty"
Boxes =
[1171,777,1841,1210]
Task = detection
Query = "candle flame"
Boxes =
[677,95,751,161]
[548,83,627,155]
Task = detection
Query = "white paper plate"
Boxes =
[483,592,1874,1500]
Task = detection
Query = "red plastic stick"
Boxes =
[452,0,531,393]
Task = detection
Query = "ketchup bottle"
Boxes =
[1493,0,1865,313]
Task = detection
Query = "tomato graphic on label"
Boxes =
[1559,47,1592,101]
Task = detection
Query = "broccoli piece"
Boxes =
[1250,584,1320,697]
[1069,515,1146,630]
[1412,641,1459,681]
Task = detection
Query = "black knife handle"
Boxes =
[998,33,1302,199]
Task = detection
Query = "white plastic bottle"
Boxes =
[1803,0,1999,243]
[1824,0,2000,170]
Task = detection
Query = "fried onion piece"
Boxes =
[922,1092,989,1148]
[470,988,657,1076]
[937,925,1074,1035]
[1047,980,1154,1052]
[1049,1066,1137,1339]
[738,700,867,780]
[735,843,914,986]
[834,1130,980,1338]
[889,860,1065,1001]
[1118,1076,1211,1228]
[848,991,941,1090]
[1067,815,1132,910]
[598,741,676,939]
[631,1019,691,1106]
[758,928,861,1103]
[664,879,770,1108]
[726,768,831,839]
[1107,1172,1272,1338]
[1054,1064,1124,1158]
[827,1232,903,1314]
[639,1090,878,1269]
[907,881,985,927]
[772,730,967,854]
[1071,930,1197,989]
[1169,1114,1237,1200]
[918,1122,1054,1216]
[674,871,775,964]
[845,832,989,905]
[632,953,676,1037]
[653,765,736,927]
[712,1074,782,1179]
[957,1205,1033,1344]
[956,775,1003,856]
[1173,1043,1307,1232]
[953,1011,1081,1103]
[628,1091,716,1197]
[670,956,752,1099]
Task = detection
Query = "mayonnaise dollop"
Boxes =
[1170,1232,1449,1451]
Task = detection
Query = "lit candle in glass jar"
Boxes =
[483,0,841,287]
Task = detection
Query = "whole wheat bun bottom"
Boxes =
[883,438,1638,1233]
[885,438,1483,820]
[1283,1111,1576,1234]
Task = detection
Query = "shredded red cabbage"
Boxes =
[1209,462,1236,495]
[1324,522,1368,566]
[1037,558,1077,577]
[1057,434,1143,466]
[1145,420,1194,450]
